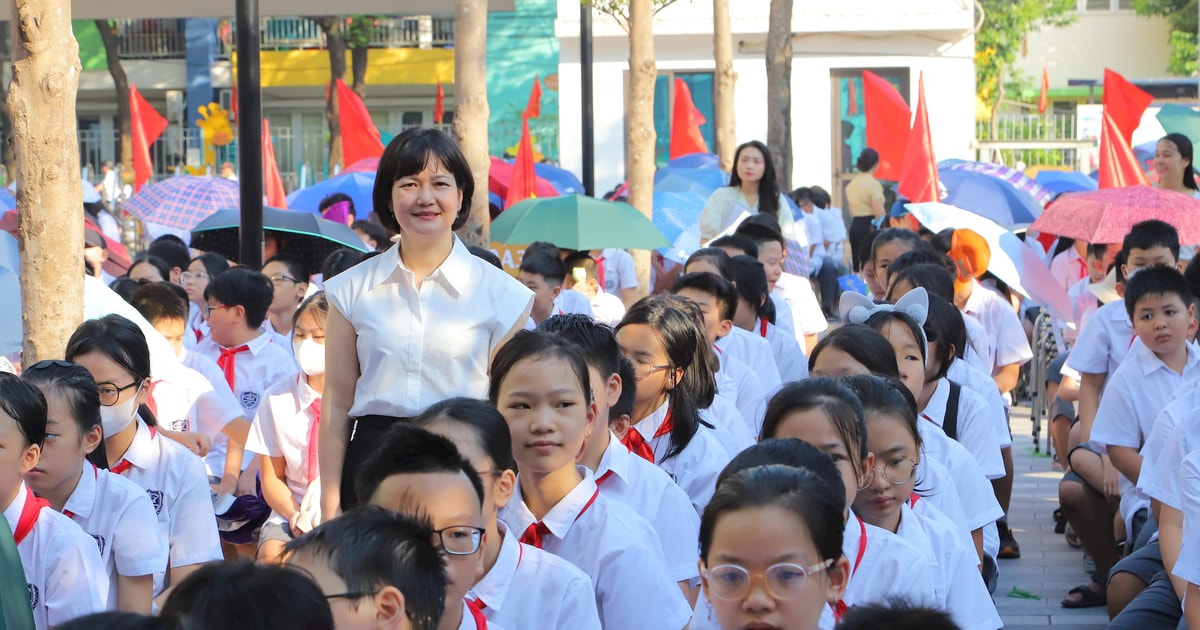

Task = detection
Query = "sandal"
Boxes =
[1061,583,1106,608]
[1065,523,1082,548]
[1053,507,1067,534]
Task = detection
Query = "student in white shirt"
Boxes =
[261,254,311,341]
[0,373,108,629]
[562,253,625,327]
[181,253,231,349]
[23,361,167,614]
[490,331,692,629]
[1174,448,1200,630]
[590,247,638,306]
[1049,239,1088,292]
[727,255,809,383]
[615,296,733,515]
[286,506,451,630]
[737,220,828,350]
[413,398,602,629]
[66,315,223,602]
[519,249,572,327]
[322,129,533,515]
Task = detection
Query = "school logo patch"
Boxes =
[170,419,187,432]
[27,583,38,609]
[147,489,165,515]
[91,534,106,556]
[239,391,261,412]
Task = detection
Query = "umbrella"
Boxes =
[654,167,728,196]
[1157,104,1200,145]
[286,171,375,220]
[344,157,380,174]
[534,163,585,196]
[0,233,18,354]
[943,161,1054,207]
[491,194,670,250]
[1034,171,1099,196]
[1028,185,1200,244]
[652,190,707,245]
[121,176,241,231]
[190,207,371,272]
[0,212,131,276]
[0,187,12,211]
[937,169,1044,226]
[906,202,1074,324]
[488,157,559,208]
[668,153,720,169]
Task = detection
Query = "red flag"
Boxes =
[433,80,445,125]
[335,79,385,167]
[1098,110,1150,189]
[897,73,939,203]
[847,78,859,116]
[669,77,709,159]
[862,70,911,181]
[130,84,169,193]
[262,119,288,208]
[230,83,238,122]
[1102,68,1152,145]
[525,76,542,119]
[506,117,537,208]
[1038,67,1049,115]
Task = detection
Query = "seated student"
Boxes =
[146,237,192,287]
[791,186,841,320]
[1049,238,1089,292]
[562,253,625,327]
[355,424,496,630]
[248,293,329,563]
[181,253,231,348]
[524,242,594,319]
[159,560,334,630]
[0,373,108,629]
[588,247,638,307]
[735,219,828,350]
[837,599,963,630]
[727,255,808,383]
[520,250,570,327]
[1176,448,1200,630]
[261,253,311,343]
[615,297,734,514]
[66,315,223,601]
[489,331,692,629]
[1064,243,1121,343]
[867,228,926,302]
[539,315,702,603]
[411,398,602,629]
[287,507,448,630]
[23,362,168,614]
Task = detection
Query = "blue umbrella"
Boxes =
[668,153,720,169]
[652,190,708,245]
[654,167,728,196]
[534,163,585,196]
[937,169,1043,226]
[286,171,376,220]
[0,233,17,354]
[1034,171,1099,196]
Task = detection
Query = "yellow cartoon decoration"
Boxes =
[196,103,235,167]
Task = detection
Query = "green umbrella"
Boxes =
[0,515,34,630]
[1156,103,1200,145]
[491,194,670,250]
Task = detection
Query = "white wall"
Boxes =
[1014,12,1172,85]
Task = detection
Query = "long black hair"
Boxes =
[1162,132,1197,191]
[808,324,900,377]
[413,398,517,474]
[23,361,109,469]
[760,378,869,476]
[65,315,157,427]
[729,140,782,222]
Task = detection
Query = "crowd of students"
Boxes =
[5,127,1198,629]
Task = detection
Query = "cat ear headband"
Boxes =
[838,287,929,357]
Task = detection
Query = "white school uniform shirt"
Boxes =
[499,469,692,630]
[325,236,533,418]
[6,483,107,629]
[714,350,768,437]
[702,398,755,452]
[553,289,595,318]
[963,281,1033,376]
[149,359,245,478]
[1146,397,1200,513]
[962,312,995,376]
[1066,299,1141,378]
[947,358,1012,448]
[920,378,1006,479]
[596,248,637,296]
[594,433,701,584]
[1171,449,1200,587]
[899,501,1002,630]
[61,464,168,607]
[195,331,297,419]
[917,420,1005,559]
[770,292,798,340]
[184,303,208,350]
[773,271,829,336]
[246,375,320,517]
[636,400,730,515]
[115,419,223,595]
[178,346,228,393]
[589,291,625,327]
[800,210,826,271]
[839,516,939,616]
[466,523,600,630]
[261,318,296,358]
[1138,386,1200,509]
[760,318,809,383]
[456,600,507,630]
[1049,247,1087,292]
[715,327,782,394]
[914,457,975,555]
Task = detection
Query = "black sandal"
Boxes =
[1061,583,1106,608]
[1053,507,1067,534]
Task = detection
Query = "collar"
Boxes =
[121,419,157,470]
[467,523,520,612]
[922,379,949,421]
[962,280,989,315]
[1137,340,1200,376]
[1100,299,1132,327]
[376,235,473,297]
[294,374,320,410]
[2,482,27,533]
[511,466,598,541]
[595,431,631,485]
[634,400,671,442]
[62,464,97,519]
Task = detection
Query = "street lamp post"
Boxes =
[235,0,264,268]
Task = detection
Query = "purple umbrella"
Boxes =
[121,176,241,231]
[943,161,1053,208]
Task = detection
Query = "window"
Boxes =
[651,71,716,166]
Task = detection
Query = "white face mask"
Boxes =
[100,382,142,437]
[294,339,326,376]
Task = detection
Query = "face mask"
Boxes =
[100,382,142,437]
[294,339,326,376]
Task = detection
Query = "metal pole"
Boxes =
[236,0,264,268]
[580,2,595,197]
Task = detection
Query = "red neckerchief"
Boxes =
[305,397,321,484]
[517,488,600,549]
[217,344,250,390]
[909,493,920,507]
[111,425,157,475]
[62,464,99,519]
[465,598,488,628]
[595,255,607,290]
[12,488,50,545]
[759,317,769,338]
[832,516,868,622]
[620,410,672,462]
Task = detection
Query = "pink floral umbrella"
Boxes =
[1029,185,1200,244]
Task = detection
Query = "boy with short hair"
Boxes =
[524,242,594,319]
[734,221,828,351]
[261,253,311,341]
[286,506,447,630]
[519,251,568,326]
[563,253,625,327]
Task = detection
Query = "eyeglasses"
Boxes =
[859,456,919,489]
[269,274,301,286]
[702,560,834,601]
[206,304,231,318]
[629,357,671,382]
[97,380,141,407]
[433,525,485,556]
[180,271,209,283]
[27,360,76,371]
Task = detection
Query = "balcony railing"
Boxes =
[217,16,454,57]
[114,19,187,60]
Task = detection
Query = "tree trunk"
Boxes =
[95,20,131,175]
[627,0,656,294]
[765,0,792,190]
[350,46,368,99]
[453,0,490,248]
[312,17,346,169]
[712,0,736,171]
[10,0,84,367]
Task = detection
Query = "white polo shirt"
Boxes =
[552,289,595,318]
[149,358,245,478]
[840,516,939,616]
[596,248,637,296]
[713,351,767,437]
[920,378,1006,479]
[635,400,730,516]
[773,271,829,336]
[60,464,168,607]
[5,483,107,629]
[465,523,600,630]
[760,318,809,383]
[900,501,1002,630]
[1171,449,1200,587]
[246,375,320,515]
[1066,300,1140,378]
[917,420,1005,559]
[702,401,755,454]
[715,327,782,394]
[1146,399,1200,513]
[325,236,533,418]
[962,313,994,376]
[499,470,692,630]
[947,358,1012,448]
[195,331,298,419]
[962,281,1033,374]
[1138,387,1200,509]
[594,433,701,584]
[114,419,223,595]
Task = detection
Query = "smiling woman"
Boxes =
[320,128,534,516]
[699,140,797,243]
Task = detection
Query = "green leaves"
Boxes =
[975,0,1075,118]
[1135,0,1199,75]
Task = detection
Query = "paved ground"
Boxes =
[996,408,1108,629]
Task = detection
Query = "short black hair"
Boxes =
[286,507,446,630]
[128,254,171,281]
[108,277,149,304]
[537,313,622,380]
[708,235,758,259]
[468,246,503,270]
[924,294,968,369]
[809,324,900,378]
[611,357,636,424]
[789,186,812,205]
[355,422,485,510]
[837,599,962,630]
[0,372,48,448]
[319,192,355,214]
[729,255,773,322]
[373,128,474,233]
[810,186,831,209]
[131,282,190,323]
[56,612,172,630]
[203,267,274,329]
[1123,219,1180,262]
[887,263,955,303]
[735,222,785,250]
[672,271,737,322]
[263,253,310,285]
[885,249,955,283]
[321,248,366,281]
[1124,264,1194,319]
[352,219,388,251]
[160,560,334,630]
[413,398,517,473]
[519,250,566,285]
[685,247,737,279]
[147,238,191,274]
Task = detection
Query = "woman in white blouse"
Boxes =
[699,140,796,243]
[320,128,533,517]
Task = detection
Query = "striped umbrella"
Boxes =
[121,176,240,231]
[943,160,1054,208]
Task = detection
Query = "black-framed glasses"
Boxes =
[859,456,919,489]
[206,304,231,318]
[433,526,485,556]
[702,560,834,601]
[269,274,301,285]
[97,380,141,407]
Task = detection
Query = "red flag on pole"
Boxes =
[1098,110,1150,188]
[862,71,911,181]
[262,119,288,208]
[506,118,537,208]
[433,80,445,125]
[525,76,543,119]
[669,77,709,158]
[897,73,940,203]
[130,84,169,193]
[1038,67,1050,115]
[335,79,385,167]
[1102,68,1153,145]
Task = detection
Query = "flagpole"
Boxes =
[236,0,264,269]
[580,1,595,196]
